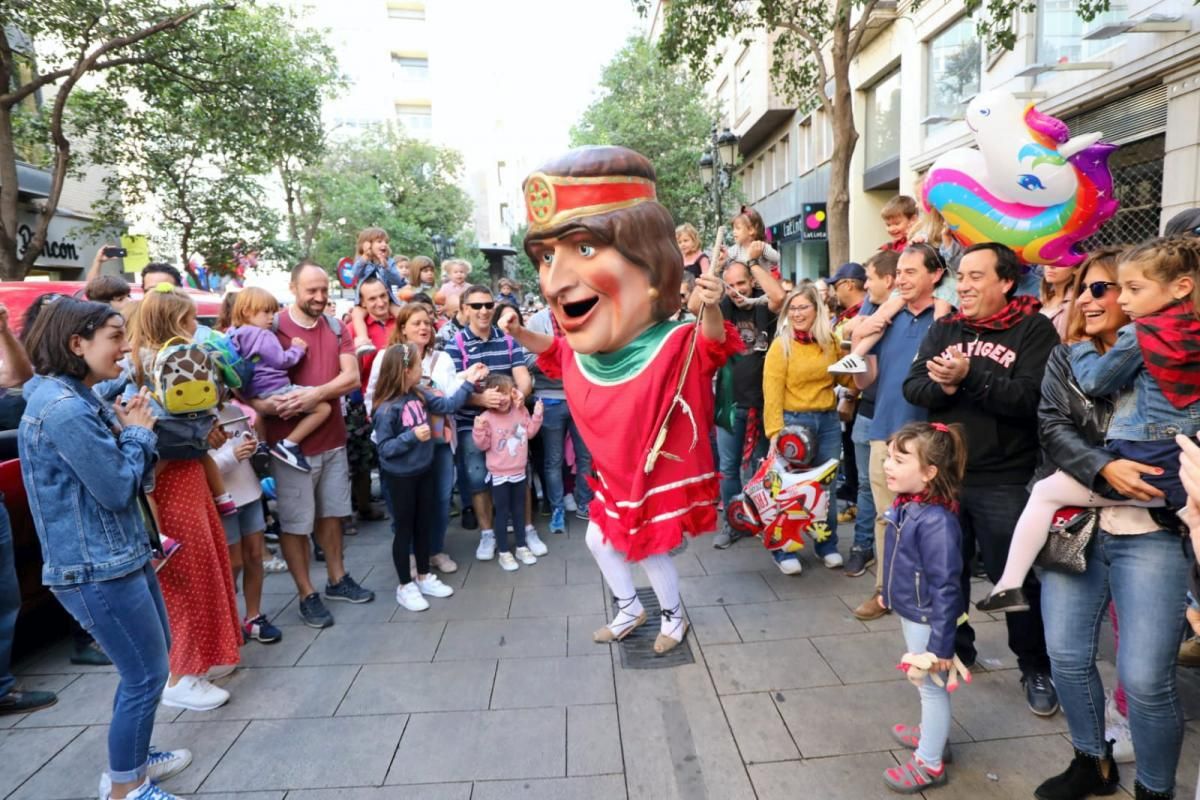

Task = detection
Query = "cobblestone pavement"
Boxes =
[3,515,1198,799]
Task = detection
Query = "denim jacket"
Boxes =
[19,375,158,586]
[1068,328,1200,442]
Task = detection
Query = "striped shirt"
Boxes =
[448,324,528,426]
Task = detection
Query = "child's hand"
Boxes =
[292,337,308,352]
[234,436,257,461]
[934,658,955,674]
[534,398,543,415]
[464,363,488,384]
[413,424,432,442]
[473,415,487,428]
[747,240,765,260]
[511,388,525,407]
[353,335,371,348]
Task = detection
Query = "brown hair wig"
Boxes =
[522,146,682,320]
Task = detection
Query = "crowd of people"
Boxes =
[0,181,1197,800]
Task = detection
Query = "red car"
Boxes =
[0,280,224,658]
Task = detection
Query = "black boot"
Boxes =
[1034,744,1119,800]
[1134,781,1173,799]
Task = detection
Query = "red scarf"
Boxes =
[1135,300,1200,409]
[792,330,815,344]
[946,295,1042,333]
[893,492,959,515]
[836,303,862,326]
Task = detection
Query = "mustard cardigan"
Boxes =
[761,336,852,439]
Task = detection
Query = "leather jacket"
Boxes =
[881,501,964,659]
[1034,344,1118,497]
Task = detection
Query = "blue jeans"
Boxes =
[900,616,951,768]
[540,401,594,511]
[52,563,171,784]
[717,406,769,509]
[781,410,840,556]
[430,444,455,554]
[850,413,875,551]
[1042,530,1188,794]
[0,505,18,699]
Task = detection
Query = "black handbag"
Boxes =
[1036,508,1099,574]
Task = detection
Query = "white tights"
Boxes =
[994,469,1161,592]
[585,522,685,640]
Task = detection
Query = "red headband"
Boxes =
[930,422,950,433]
[524,172,656,234]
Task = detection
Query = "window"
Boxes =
[742,163,755,201]
[388,2,425,19]
[927,17,980,126]
[866,69,902,166]
[798,119,813,174]
[817,110,833,163]
[777,135,790,187]
[1038,0,1127,64]
[396,104,432,133]
[717,77,732,127]
[757,156,767,199]
[734,47,752,122]
[392,56,429,86]
[764,148,776,195]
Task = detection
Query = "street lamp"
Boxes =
[698,125,739,230]
[430,233,456,264]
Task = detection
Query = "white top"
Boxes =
[211,402,264,508]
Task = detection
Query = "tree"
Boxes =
[0,1,337,280]
[638,0,1122,267]
[570,36,725,240]
[292,128,476,272]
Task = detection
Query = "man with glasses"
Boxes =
[705,259,784,549]
[449,285,535,561]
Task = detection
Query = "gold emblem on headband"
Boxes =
[526,175,556,226]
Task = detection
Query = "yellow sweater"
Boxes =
[761,336,851,438]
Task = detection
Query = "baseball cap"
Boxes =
[830,262,866,284]
[1163,208,1200,237]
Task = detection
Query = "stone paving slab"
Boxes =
[181,665,358,721]
[702,637,840,695]
[724,596,867,642]
[388,586,513,624]
[297,621,444,666]
[686,604,742,645]
[201,715,409,791]
[678,571,777,607]
[0,726,85,798]
[721,692,800,764]
[13,673,181,728]
[747,752,906,800]
[491,655,613,708]
[462,556,567,588]
[337,660,497,716]
[568,614,608,657]
[950,671,1071,741]
[434,617,567,661]
[9,720,246,800]
[566,704,623,777]
[287,787,470,800]
[509,583,605,618]
[386,708,564,784]
[233,624,320,669]
[470,774,626,800]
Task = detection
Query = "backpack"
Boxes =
[152,337,220,415]
[196,329,253,390]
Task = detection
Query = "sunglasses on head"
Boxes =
[1086,281,1118,299]
[465,301,495,311]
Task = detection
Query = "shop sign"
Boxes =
[15,208,102,268]
[770,203,828,243]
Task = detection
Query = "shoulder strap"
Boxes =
[271,311,281,334]
[323,313,342,337]
[454,331,468,368]
[504,334,513,362]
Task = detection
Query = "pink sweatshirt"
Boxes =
[472,403,543,480]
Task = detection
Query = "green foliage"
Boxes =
[958,0,1117,51]
[509,223,539,291]
[295,128,476,274]
[569,36,724,238]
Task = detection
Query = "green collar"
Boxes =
[576,320,688,385]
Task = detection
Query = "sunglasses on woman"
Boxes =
[1086,281,1118,299]
[465,301,495,311]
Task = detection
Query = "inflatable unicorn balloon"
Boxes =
[923,90,1119,268]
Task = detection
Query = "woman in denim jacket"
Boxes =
[19,298,191,800]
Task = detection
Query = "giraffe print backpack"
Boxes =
[151,336,221,415]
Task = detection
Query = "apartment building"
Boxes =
[677,0,1200,281]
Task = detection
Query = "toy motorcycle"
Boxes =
[725,425,839,553]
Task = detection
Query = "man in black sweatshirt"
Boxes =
[903,242,1061,718]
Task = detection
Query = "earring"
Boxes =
[647,287,659,300]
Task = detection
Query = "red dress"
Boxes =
[538,319,739,561]
[152,460,243,676]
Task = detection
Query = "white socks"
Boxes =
[585,522,684,640]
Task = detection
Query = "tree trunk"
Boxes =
[826,13,858,269]
[0,101,24,280]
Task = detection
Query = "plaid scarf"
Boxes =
[1134,300,1200,409]
[792,330,815,344]
[947,295,1042,333]
[893,492,959,515]
[836,303,862,326]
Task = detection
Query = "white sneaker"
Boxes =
[206,664,236,680]
[262,555,289,573]
[396,582,430,611]
[99,747,193,799]
[515,546,538,565]
[827,353,867,374]
[416,574,454,598]
[160,675,229,711]
[1105,694,1135,763]
[564,495,578,513]
[476,530,497,561]
[112,778,181,800]
[524,528,548,557]
[774,554,803,575]
[822,552,844,569]
[498,551,519,571]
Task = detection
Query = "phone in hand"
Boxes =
[103,246,128,258]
